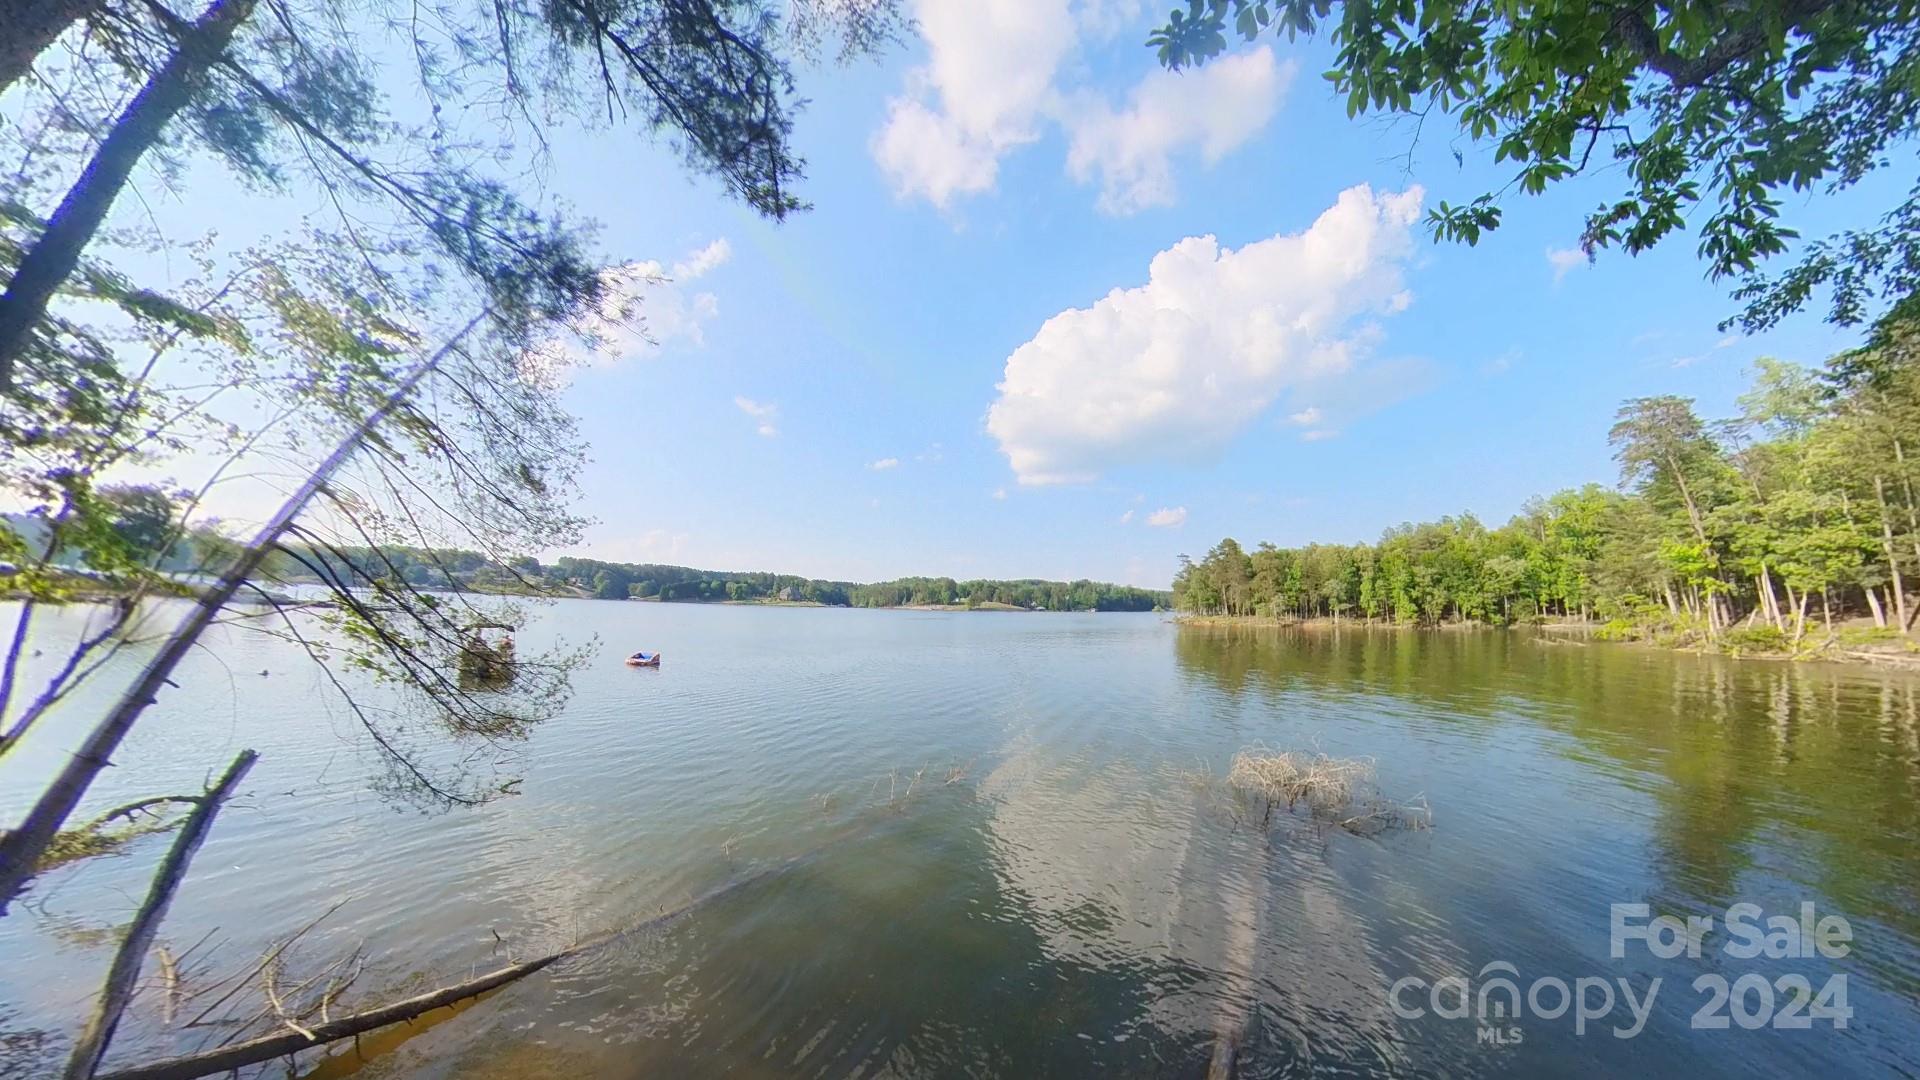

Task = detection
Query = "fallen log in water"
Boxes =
[93,954,564,1080]
[1205,827,1270,1080]
[66,751,259,1080]
[93,806,897,1080]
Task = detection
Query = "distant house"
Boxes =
[777,586,802,602]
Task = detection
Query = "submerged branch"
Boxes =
[62,749,257,1080]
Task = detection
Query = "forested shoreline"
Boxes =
[3,515,1167,614]
[1,516,1170,612]
[1174,334,1920,655]
[279,550,1171,612]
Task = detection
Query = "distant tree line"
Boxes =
[250,550,1169,612]
[842,576,1164,611]
[5,510,1170,612]
[1176,331,1920,647]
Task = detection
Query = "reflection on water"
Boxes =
[4,605,1920,1077]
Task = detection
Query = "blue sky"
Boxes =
[144,1,1883,587]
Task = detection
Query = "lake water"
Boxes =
[4,600,1920,1078]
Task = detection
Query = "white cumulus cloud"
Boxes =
[986,184,1425,485]
[873,0,1281,214]
[871,0,1076,207]
[1287,406,1322,426]
[735,396,779,437]
[868,457,901,470]
[1063,48,1293,214]
[1146,506,1187,528]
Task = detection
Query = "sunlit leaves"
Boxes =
[1429,196,1498,245]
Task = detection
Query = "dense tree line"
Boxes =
[1176,332,1920,647]
[3,517,1171,612]
[252,548,1168,612]
[843,576,1163,612]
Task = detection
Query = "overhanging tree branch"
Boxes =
[0,312,485,914]
[0,0,258,391]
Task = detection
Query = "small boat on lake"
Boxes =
[625,651,662,667]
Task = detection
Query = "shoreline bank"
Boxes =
[1170,613,1920,669]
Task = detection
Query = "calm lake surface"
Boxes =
[4,599,1920,1077]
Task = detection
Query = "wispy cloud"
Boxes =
[1298,429,1339,442]
[1547,246,1588,283]
[594,526,691,563]
[672,238,732,279]
[530,239,733,372]
[1287,406,1322,426]
[1666,334,1741,369]
[1118,508,1135,524]
[1062,48,1293,214]
[734,396,779,437]
[1146,506,1187,528]
[868,457,901,470]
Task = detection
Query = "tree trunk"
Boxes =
[1666,451,1726,637]
[1895,439,1920,581]
[0,0,255,391]
[1874,475,1911,631]
[1821,589,1832,635]
[1866,585,1887,628]
[1668,453,1710,547]
[1757,564,1784,630]
[0,0,92,96]
[1792,592,1810,649]
[62,751,256,1080]
[0,317,482,914]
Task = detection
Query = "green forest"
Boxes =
[1174,329,1920,651]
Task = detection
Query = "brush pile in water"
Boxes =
[1225,749,1430,836]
